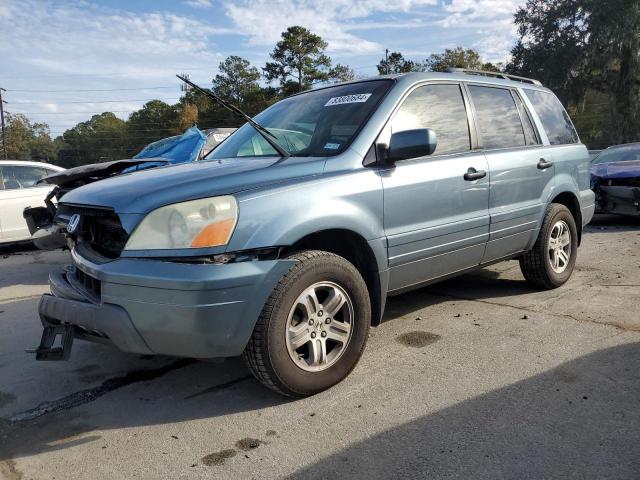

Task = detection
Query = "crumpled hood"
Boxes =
[60,156,324,214]
[591,160,640,180]
[42,158,168,187]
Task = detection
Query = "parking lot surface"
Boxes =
[1,215,639,479]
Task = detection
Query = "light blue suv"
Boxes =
[36,70,595,396]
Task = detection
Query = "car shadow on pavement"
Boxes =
[290,342,640,479]
[383,267,536,323]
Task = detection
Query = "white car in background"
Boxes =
[0,160,65,244]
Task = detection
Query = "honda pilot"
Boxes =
[35,70,595,396]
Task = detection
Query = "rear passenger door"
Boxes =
[380,82,490,292]
[466,84,552,263]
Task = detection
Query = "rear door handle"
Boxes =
[537,158,554,170]
[464,167,487,181]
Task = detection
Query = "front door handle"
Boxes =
[464,167,487,181]
[537,158,554,170]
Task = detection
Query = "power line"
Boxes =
[1,67,218,80]
[46,123,208,130]
[48,126,190,132]
[6,86,178,93]
[9,110,140,115]
[10,97,182,105]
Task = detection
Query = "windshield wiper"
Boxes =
[176,75,290,158]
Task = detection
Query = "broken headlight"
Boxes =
[124,196,238,250]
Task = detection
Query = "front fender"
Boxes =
[228,169,385,254]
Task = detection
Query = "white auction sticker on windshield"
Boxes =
[325,93,372,106]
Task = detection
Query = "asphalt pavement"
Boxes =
[0,214,639,479]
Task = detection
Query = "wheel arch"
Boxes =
[284,228,387,326]
[550,190,583,245]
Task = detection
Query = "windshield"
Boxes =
[592,144,640,164]
[207,80,392,159]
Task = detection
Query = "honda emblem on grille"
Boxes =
[67,214,81,234]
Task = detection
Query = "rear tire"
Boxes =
[243,250,371,397]
[519,203,578,289]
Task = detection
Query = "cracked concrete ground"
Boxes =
[0,214,639,479]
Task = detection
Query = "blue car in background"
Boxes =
[133,126,236,167]
[590,143,640,216]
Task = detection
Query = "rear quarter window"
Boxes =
[524,89,579,145]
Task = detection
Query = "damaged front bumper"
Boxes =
[37,247,295,360]
[594,183,640,216]
[23,187,67,251]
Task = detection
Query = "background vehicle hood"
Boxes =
[133,126,206,165]
[60,156,324,214]
[591,160,640,180]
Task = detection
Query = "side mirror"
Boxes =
[387,128,437,162]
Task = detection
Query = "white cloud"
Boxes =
[0,0,229,131]
[0,0,525,134]
[438,0,524,62]
[442,0,523,17]
[225,0,438,54]
[183,0,214,8]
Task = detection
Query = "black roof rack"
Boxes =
[445,68,543,86]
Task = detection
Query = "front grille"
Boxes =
[82,214,128,258]
[75,268,101,299]
[57,204,129,259]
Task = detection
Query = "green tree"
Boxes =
[421,47,502,73]
[588,0,640,143]
[175,103,199,133]
[377,51,417,74]
[506,0,640,146]
[481,62,502,73]
[4,113,57,162]
[126,100,179,154]
[185,59,274,129]
[329,64,356,83]
[264,26,332,94]
[213,55,262,105]
[423,47,485,72]
[56,112,128,167]
[507,1,588,103]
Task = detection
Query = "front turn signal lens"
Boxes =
[191,218,236,248]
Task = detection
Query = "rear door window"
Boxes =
[391,83,471,156]
[523,89,579,145]
[468,85,526,149]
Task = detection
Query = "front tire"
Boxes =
[519,203,578,289]
[243,250,371,397]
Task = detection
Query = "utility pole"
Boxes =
[385,49,389,75]
[179,73,191,108]
[0,88,6,160]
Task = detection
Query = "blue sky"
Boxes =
[0,0,524,138]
